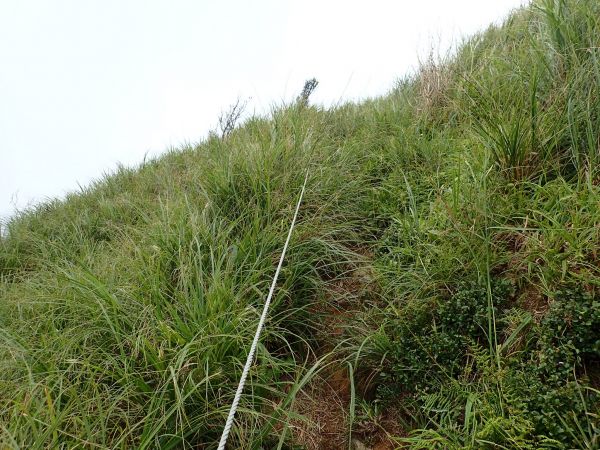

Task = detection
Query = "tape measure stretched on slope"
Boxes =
[217,171,309,450]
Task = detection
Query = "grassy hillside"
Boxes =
[1,0,599,448]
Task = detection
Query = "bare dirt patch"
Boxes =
[288,255,404,449]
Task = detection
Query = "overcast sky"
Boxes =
[0,0,527,221]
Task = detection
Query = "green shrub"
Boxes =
[438,279,513,341]
[376,280,513,400]
[517,287,600,444]
[539,287,600,369]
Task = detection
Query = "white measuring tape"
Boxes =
[217,171,309,450]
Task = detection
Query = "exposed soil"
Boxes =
[519,285,548,319]
[288,255,404,449]
[290,367,403,450]
[290,372,349,449]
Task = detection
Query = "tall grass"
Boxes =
[1,0,599,448]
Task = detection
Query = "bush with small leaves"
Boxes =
[539,287,600,372]
[377,279,514,402]
[438,279,513,342]
[514,286,600,445]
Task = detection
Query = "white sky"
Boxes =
[0,0,527,221]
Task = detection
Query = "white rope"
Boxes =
[217,171,309,450]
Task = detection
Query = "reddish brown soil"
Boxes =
[288,257,405,449]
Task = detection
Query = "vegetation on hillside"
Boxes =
[1,0,599,448]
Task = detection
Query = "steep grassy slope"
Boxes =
[1,0,599,448]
